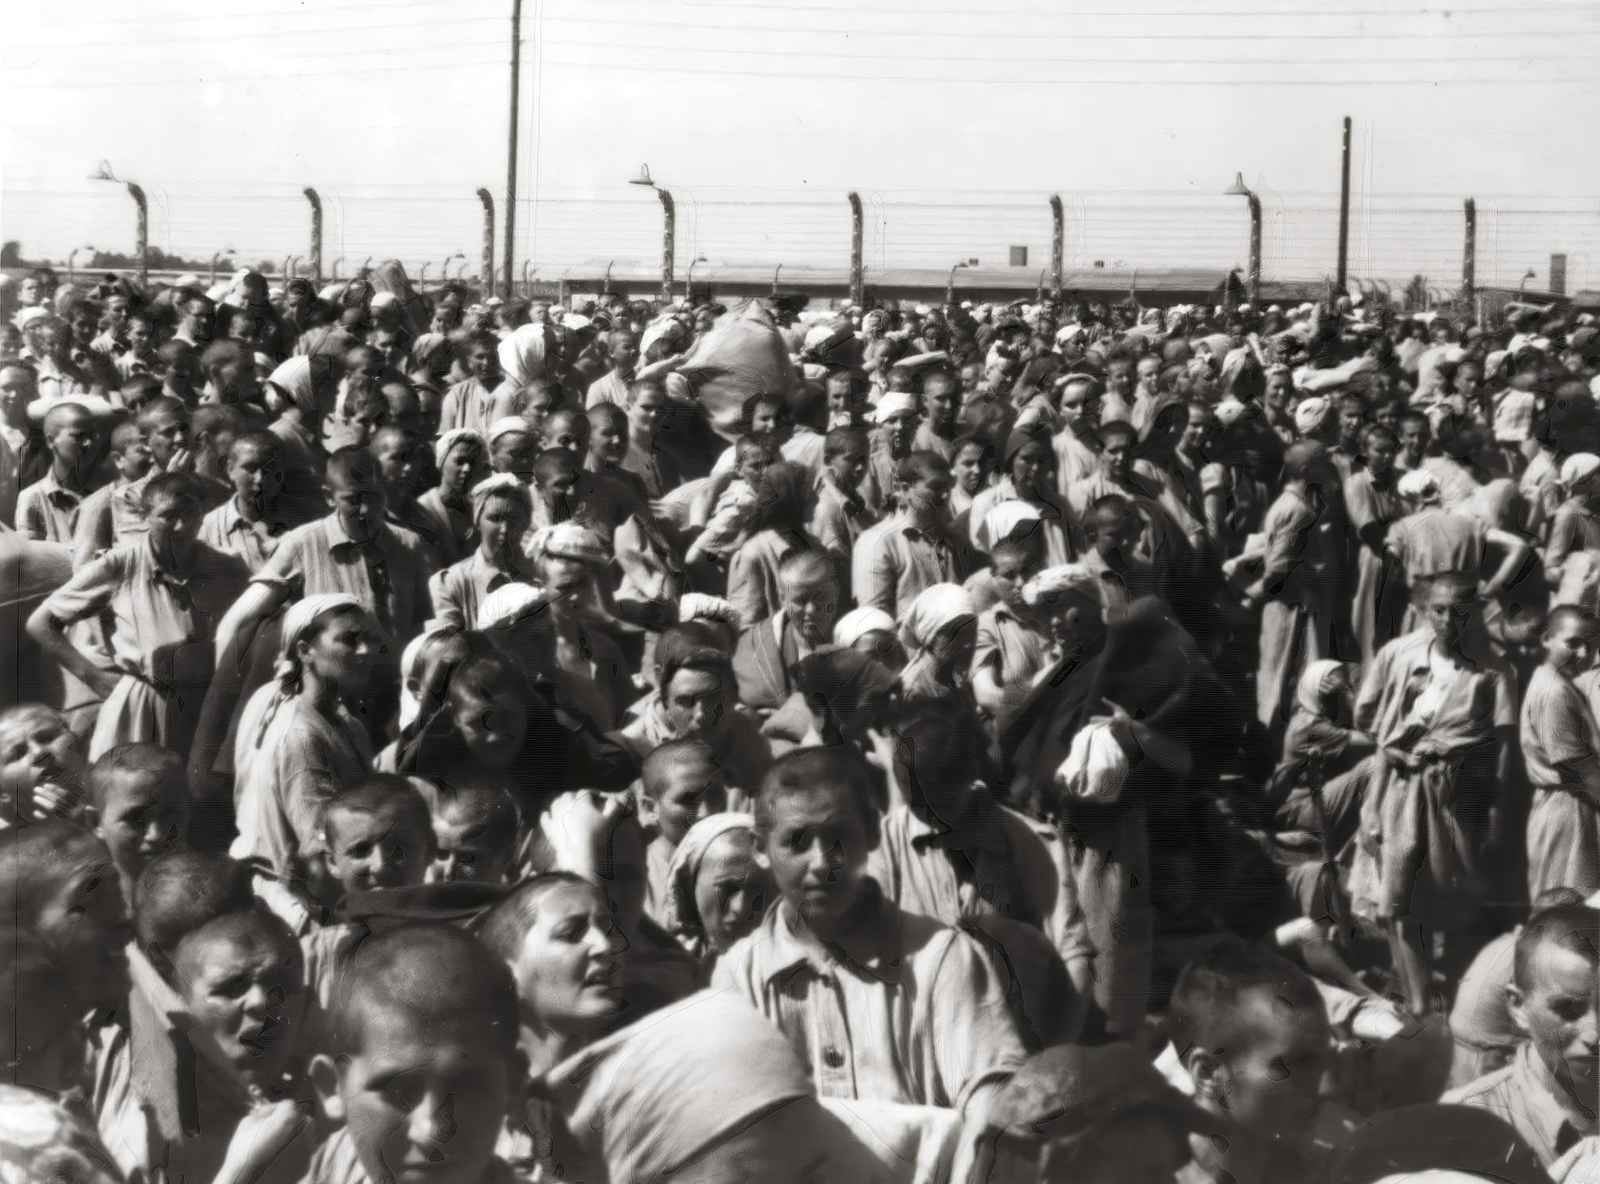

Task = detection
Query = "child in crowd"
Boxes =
[1520,605,1600,899]
[1166,941,1341,1184]
[638,738,729,927]
[810,426,875,594]
[419,776,522,885]
[713,746,1028,1117]
[428,472,534,630]
[1442,903,1600,1172]
[415,427,486,566]
[199,429,294,573]
[72,416,155,568]
[16,401,97,543]
[305,925,528,1184]
[301,776,438,1030]
[86,741,191,898]
[0,702,86,826]
[970,528,1052,729]
[29,472,251,760]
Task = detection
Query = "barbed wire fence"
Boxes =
[5,179,1596,298]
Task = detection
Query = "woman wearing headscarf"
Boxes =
[1001,564,1229,1037]
[264,355,335,495]
[897,582,979,708]
[412,427,485,567]
[967,427,1072,566]
[230,594,378,893]
[663,812,770,978]
[1543,451,1600,585]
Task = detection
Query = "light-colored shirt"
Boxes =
[198,495,289,575]
[427,549,528,631]
[251,514,433,646]
[711,881,1027,1112]
[16,468,88,543]
[1521,665,1600,791]
[1444,1041,1597,1170]
[852,515,970,618]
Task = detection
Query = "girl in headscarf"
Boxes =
[663,812,770,978]
[896,582,979,707]
[426,473,534,631]
[231,594,378,890]
[263,355,334,490]
[1543,451,1600,586]
[967,427,1072,566]
[411,427,485,566]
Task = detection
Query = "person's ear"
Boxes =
[1505,982,1531,1039]
[309,1053,347,1123]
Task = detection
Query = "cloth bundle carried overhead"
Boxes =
[674,298,799,441]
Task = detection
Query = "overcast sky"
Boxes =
[5,0,1598,286]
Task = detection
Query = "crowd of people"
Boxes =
[0,257,1597,1184]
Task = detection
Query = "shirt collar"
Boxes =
[325,512,391,553]
[763,879,907,986]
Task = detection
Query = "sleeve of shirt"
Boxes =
[71,491,113,570]
[929,929,1029,1113]
[252,527,307,593]
[863,531,899,615]
[281,748,343,861]
[973,612,1003,675]
[1353,643,1391,736]
[40,550,123,627]
[429,566,467,631]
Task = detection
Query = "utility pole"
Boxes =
[503,0,523,300]
[1336,116,1352,294]
[1462,198,1476,308]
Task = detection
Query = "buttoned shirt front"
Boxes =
[252,513,433,646]
[198,495,290,575]
[711,880,1026,1111]
[853,515,971,618]
[16,468,89,543]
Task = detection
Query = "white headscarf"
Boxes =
[249,594,369,750]
[1560,453,1600,490]
[1023,564,1101,606]
[435,427,485,470]
[833,607,896,648]
[1396,468,1441,504]
[498,322,549,388]
[901,583,977,650]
